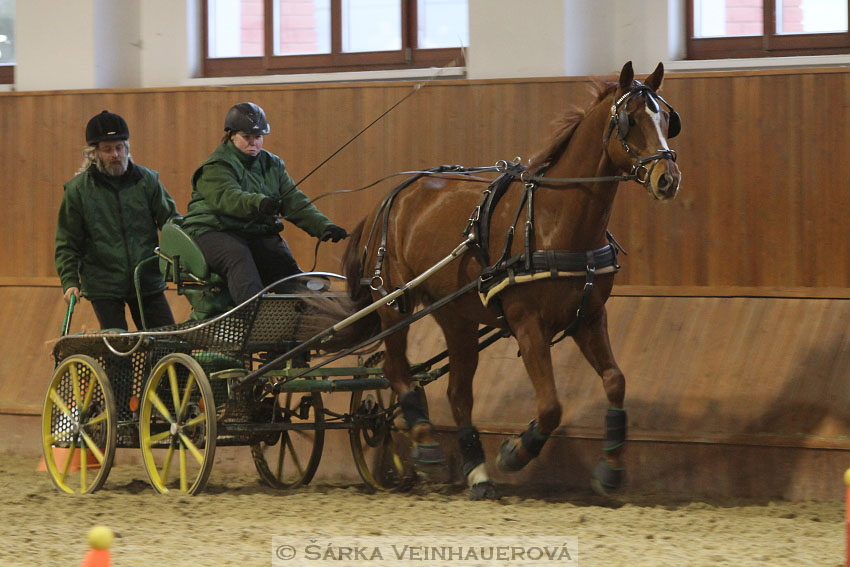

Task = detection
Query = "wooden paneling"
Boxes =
[3,68,850,498]
[3,67,848,288]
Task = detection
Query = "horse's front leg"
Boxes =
[572,305,627,494]
[381,325,444,466]
[496,317,562,473]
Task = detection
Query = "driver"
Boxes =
[181,102,346,305]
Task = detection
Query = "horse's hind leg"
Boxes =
[431,310,496,500]
[381,325,444,465]
[572,305,627,494]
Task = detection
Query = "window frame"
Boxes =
[686,0,850,60]
[202,0,465,77]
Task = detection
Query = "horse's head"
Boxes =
[603,61,682,200]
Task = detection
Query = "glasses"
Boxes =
[97,142,127,155]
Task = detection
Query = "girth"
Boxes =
[478,243,620,307]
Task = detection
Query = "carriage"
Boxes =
[40,61,681,499]
[41,220,441,495]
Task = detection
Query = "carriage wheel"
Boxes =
[349,388,413,491]
[251,391,324,489]
[41,355,117,494]
[139,353,217,495]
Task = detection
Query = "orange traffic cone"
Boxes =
[81,548,111,567]
[81,526,113,567]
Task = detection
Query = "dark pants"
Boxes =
[91,291,175,331]
[195,231,302,305]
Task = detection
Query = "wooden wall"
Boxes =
[3,66,850,288]
[3,67,850,499]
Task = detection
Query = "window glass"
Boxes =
[693,0,764,37]
[777,0,848,33]
[0,0,14,65]
[418,0,468,48]
[208,0,263,58]
[341,0,401,53]
[274,0,331,55]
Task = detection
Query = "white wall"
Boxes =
[16,0,98,90]
[7,0,706,92]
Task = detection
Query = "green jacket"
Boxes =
[182,141,331,239]
[54,162,178,300]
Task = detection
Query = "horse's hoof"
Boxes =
[591,459,624,496]
[468,481,498,501]
[496,438,529,472]
[411,442,445,465]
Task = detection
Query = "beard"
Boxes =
[98,156,128,177]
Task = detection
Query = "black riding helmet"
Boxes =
[224,102,271,135]
[85,110,129,145]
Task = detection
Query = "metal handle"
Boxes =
[61,293,77,336]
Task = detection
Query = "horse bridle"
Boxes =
[603,81,681,187]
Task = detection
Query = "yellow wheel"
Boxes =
[349,388,413,491]
[41,355,117,494]
[251,391,324,489]
[139,353,216,494]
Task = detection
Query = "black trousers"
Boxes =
[195,231,302,305]
[90,290,175,331]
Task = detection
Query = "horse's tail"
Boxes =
[297,219,382,352]
[343,219,370,303]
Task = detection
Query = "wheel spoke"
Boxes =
[177,373,196,421]
[167,365,181,416]
[49,390,74,419]
[79,431,106,464]
[49,428,76,445]
[275,440,285,480]
[80,449,87,491]
[59,441,77,480]
[70,365,82,412]
[179,432,206,465]
[81,374,97,412]
[179,445,188,492]
[146,430,173,445]
[148,391,174,423]
[85,411,108,427]
[183,413,207,428]
[284,435,305,477]
[160,445,175,484]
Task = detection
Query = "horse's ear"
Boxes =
[618,61,634,89]
[644,62,665,91]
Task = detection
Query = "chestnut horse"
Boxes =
[342,61,681,499]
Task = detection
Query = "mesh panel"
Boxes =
[243,296,309,350]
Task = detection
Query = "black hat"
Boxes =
[86,110,130,145]
[224,102,270,135]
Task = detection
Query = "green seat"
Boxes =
[159,219,211,281]
[157,218,233,320]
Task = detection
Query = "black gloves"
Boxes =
[320,224,348,242]
[259,197,281,216]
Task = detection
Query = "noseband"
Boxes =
[603,82,681,188]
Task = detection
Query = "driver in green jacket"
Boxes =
[181,102,347,305]
[55,110,179,330]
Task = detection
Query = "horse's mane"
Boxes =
[528,79,617,170]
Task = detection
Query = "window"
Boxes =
[204,0,468,77]
[0,0,14,84]
[686,0,850,59]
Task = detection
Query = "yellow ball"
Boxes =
[844,469,850,487]
[87,525,114,550]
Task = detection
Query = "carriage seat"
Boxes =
[157,217,234,320]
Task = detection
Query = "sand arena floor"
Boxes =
[0,452,844,567]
